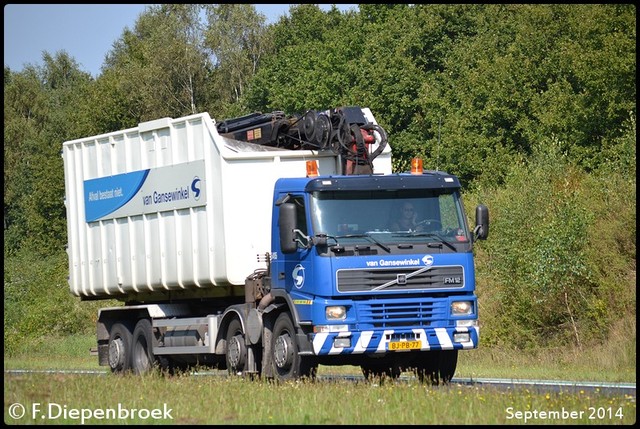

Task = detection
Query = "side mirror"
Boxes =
[474,204,489,240]
[279,203,298,254]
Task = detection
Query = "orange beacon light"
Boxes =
[410,157,423,175]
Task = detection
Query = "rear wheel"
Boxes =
[131,318,156,375]
[271,312,317,381]
[108,322,133,374]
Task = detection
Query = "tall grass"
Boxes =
[455,317,636,383]
[4,370,636,425]
[5,332,636,424]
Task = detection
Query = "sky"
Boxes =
[4,4,356,78]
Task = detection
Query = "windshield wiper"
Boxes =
[335,233,391,253]
[393,232,457,252]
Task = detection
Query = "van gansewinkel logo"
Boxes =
[422,255,434,266]
[191,177,202,201]
[292,265,305,288]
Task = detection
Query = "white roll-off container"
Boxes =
[62,111,391,299]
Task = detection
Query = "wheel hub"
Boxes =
[227,335,243,368]
[108,337,125,369]
[274,334,294,369]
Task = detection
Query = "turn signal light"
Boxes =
[411,157,423,175]
[306,160,319,177]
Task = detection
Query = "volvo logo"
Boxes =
[397,274,407,285]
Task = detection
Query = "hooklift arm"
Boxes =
[217,106,388,175]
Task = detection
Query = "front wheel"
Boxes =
[271,312,317,381]
[225,318,247,375]
[361,359,401,382]
[414,349,458,385]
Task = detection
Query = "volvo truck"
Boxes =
[62,106,488,383]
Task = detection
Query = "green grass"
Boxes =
[4,370,636,425]
[4,335,101,370]
[4,334,636,424]
[455,343,636,383]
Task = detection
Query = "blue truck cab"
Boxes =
[266,168,489,382]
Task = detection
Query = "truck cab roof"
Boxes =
[274,171,461,194]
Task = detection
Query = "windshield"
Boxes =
[310,189,470,244]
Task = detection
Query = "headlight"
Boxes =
[326,306,346,320]
[451,301,473,316]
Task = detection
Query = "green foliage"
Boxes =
[99,4,212,123]
[3,249,116,356]
[4,67,47,253]
[244,4,357,113]
[466,138,636,349]
[4,52,93,255]
[203,4,272,118]
[244,4,425,131]
[418,4,636,187]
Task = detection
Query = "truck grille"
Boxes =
[356,298,448,328]
[336,266,464,293]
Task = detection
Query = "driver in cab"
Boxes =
[389,202,423,232]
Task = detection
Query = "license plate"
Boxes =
[388,340,422,351]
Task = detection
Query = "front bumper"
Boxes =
[311,326,479,356]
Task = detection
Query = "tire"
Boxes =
[437,349,458,383]
[225,318,247,375]
[361,359,401,382]
[271,312,317,381]
[108,322,133,374]
[414,349,458,385]
[131,318,156,375]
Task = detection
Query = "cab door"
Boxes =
[272,195,313,293]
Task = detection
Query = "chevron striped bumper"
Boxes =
[311,326,479,356]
